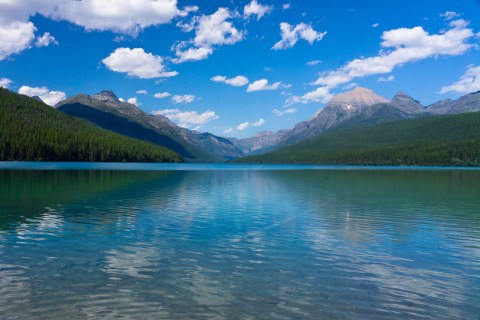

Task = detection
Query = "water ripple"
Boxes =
[0,169,479,319]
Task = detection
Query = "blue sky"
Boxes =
[1,0,479,138]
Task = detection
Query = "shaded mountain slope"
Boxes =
[56,91,242,162]
[0,88,181,162]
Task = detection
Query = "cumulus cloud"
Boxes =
[272,22,326,50]
[154,92,171,99]
[284,86,332,106]
[372,23,380,28]
[18,85,66,106]
[127,97,139,106]
[378,75,395,82]
[50,0,182,35]
[243,0,273,20]
[211,75,249,87]
[282,3,291,10]
[171,94,195,104]
[0,78,12,88]
[313,20,476,89]
[102,47,178,79]
[223,127,234,134]
[247,79,282,92]
[35,32,58,47]
[173,8,244,63]
[151,108,218,128]
[0,0,195,59]
[236,118,266,131]
[0,20,36,60]
[439,65,480,94]
[273,107,296,116]
[135,89,147,94]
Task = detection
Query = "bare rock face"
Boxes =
[389,92,423,114]
[329,87,389,108]
[91,90,120,103]
[280,87,390,144]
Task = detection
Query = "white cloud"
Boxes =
[0,0,187,41]
[153,92,171,99]
[285,86,332,106]
[35,32,58,47]
[177,6,199,18]
[0,78,12,88]
[439,65,480,94]
[173,8,244,63]
[211,75,249,87]
[18,85,66,106]
[127,97,139,106]
[152,108,218,128]
[171,94,195,104]
[0,20,36,60]
[313,21,476,89]
[243,0,273,20]
[282,3,291,10]
[236,121,250,131]
[102,47,178,79]
[236,118,266,131]
[252,118,266,126]
[223,127,234,134]
[440,11,461,21]
[306,59,321,66]
[136,89,147,94]
[273,107,296,116]
[50,0,182,35]
[247,79,282,92]
[300,86,333,103]
[172,46,213,63]
[372,23,380,28]
[378,75,395,82]
[272,22,327,50]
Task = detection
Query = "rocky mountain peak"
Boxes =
[390,91,423,114]
[328,87,389,107]
[92,90,120,103]
[392,91,421,104]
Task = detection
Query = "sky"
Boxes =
[1,0,480,138]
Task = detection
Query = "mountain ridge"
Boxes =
[56,91,243,162]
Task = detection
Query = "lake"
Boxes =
[0,163,479,319]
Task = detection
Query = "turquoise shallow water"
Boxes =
[0,164,479,319]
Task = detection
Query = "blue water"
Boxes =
[0,164,479,319]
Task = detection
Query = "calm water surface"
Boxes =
[0,164,479,319]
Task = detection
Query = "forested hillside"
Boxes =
[235,111,480,166]
[0,88,182,162]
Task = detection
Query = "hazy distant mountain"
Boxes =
[56,91,242,162]
[230,130,289,155]
[426,90,480,115]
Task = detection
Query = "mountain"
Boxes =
[56,91,242,162]
[0,88,181,162]
[230,130,289,155]
[276,87,392,145]
[234,111,480,166]
[426,90,480,114]
[236,88,480,156]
